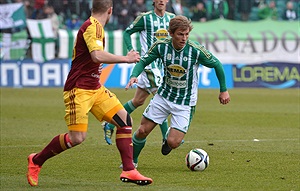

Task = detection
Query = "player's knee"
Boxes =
[167,137,182,149]
[113,112,132,128]
[69,135,85,146]
[136,127,150,138]
[132,98,145,107]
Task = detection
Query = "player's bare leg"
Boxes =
[162,128,185,155]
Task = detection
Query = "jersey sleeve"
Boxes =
[83,22,104,52]
[197,45,227,92]
[130,42,160,78]
[123,14,145,51]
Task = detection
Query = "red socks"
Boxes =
[33,130,134,172]
[33,133,72,166]
[115,127,134,171]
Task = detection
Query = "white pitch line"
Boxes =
[185,138,299,143]
[145,138,299,145]
[1,138,298,148]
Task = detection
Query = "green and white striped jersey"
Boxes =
[123,10,175,70]
[131,38,227,106]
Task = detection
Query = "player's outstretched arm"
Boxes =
[125,50,140,63]
[90,50,140,64]
[125,77,138,90]
[219,91,230,105]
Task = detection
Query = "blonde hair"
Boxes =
[92,0,113,14]
[168,15,193,34]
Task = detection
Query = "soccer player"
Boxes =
[126,15,230,157]
[26,0,152,186]
[102,0,175,166]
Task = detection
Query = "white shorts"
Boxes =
[137,68,162,94]
[143,94,195,133]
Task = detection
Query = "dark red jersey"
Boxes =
[64,16,105,91]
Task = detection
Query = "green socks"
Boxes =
[132,132,146,164]
[159,120,168,140]
[124,100,136,114]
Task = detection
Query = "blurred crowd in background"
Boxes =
[0,0,299,32]
[0,0,300,59]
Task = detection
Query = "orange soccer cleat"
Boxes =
[120,169,153,185]
[27,153,41,186]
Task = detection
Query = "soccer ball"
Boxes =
[185,148,209,171]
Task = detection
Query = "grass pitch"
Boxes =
[0,88,299,191]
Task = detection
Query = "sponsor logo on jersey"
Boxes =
[154,28,168,40]
[166,77,187,88]
[167,64,186,77]
[91,73,100,79]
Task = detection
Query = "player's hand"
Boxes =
[125,77,138,90]
[219,91,230,105]
[126,50,140,63]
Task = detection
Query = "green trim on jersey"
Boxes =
[131,38,227,106]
